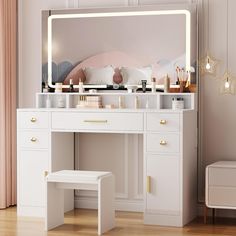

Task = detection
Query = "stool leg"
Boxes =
[46,182,64,231]
[204,205,208,224]
[98,175,115,235]
[212,208,215,224]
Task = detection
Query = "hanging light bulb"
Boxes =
[224,78,230,89]
[205,57,211,70]
[220,72,235,95]
[200,54,218,75]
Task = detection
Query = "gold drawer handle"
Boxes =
[160,119,167,125]
[30,117,37,123]
[146,176,151,193]
[30,137,37,142]
[160,140,167,145]
[84,120,108,123]
[44,171,48,177]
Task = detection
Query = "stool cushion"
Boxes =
[46,170,112,183]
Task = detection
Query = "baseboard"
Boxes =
[74,198,236,218]
[74,196,143,212]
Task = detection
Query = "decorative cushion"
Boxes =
[120,66,152,85]
[84,65,115,84]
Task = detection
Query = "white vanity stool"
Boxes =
[45,170,115,235]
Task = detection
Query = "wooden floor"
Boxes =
[1,207,236,236]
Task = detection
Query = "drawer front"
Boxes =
[146,113,180,132]
[51,112,143,131]
[146,133,179,153]
[19,131,49,149]
[18,111,49,129]
[209,186,236,207]
[209,167,236,187]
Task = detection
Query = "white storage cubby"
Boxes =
[159,93,196,110]
[36,92,196,110]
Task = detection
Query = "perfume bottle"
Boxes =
[141,80,147,93]
[164,74,170,93]
[118,96,125,109]
[151,77,156,93]
[79,78,84,93]
[43,82,49,93]
[69,79,74,92]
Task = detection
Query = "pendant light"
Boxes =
[200,0,218,75]
[220,0,235,95]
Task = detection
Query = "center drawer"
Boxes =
[51,112,144,132]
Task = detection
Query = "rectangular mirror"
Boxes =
[42,5,196,89]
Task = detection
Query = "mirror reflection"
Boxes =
[42,8,195,90]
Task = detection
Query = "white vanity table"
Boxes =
[17,92,197,227]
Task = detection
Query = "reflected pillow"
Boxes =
[120,66,152,85]
[84,66,115,84]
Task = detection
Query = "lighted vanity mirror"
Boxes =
[42,5,196,89]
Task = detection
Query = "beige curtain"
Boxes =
[0,0,17,209]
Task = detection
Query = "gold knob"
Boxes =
[44,171,48,177]
[30,137,37,142]
[30,117,37,122]
[160,140,167,145]
[160,119,167,125]
[146,176,151,193]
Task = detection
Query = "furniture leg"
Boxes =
[204,205,208,224]
[98,175,115,235]
[212,208,215,224]
[46,182,64,230]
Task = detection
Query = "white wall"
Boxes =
[198,0,236,202]
[18,0,236,206]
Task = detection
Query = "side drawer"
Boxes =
[209,167,236,187]
[19,131,49,149]
[146,133,180,153]
[18,111,49,129]
[208,186,236,207]
[51,112,143,131]
[146,113,180,132]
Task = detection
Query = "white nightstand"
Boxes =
[205,161,236,223]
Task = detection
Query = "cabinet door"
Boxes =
[145,155,180,215]
[18,150,48,207]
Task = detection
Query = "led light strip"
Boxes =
[48,10,191,88]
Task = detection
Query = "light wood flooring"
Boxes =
[1,207,236,236]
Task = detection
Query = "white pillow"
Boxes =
[84,66,115,84]
[120,66,152,85]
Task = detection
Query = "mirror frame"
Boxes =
[47,7,191,88]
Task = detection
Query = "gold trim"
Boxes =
[84,120,108,123]
[44,171,48,177]
[146,176,151,193]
